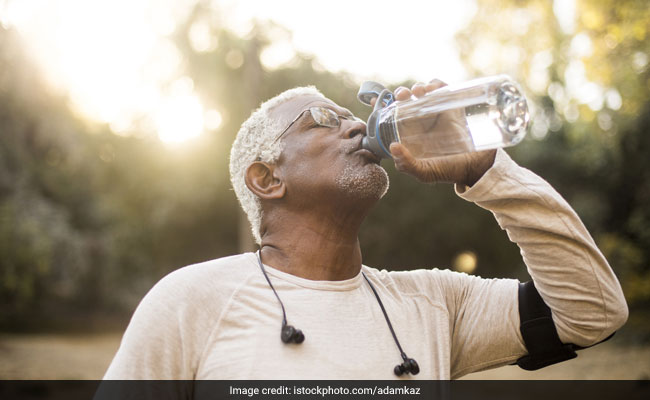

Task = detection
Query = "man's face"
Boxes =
[269,95,389,205]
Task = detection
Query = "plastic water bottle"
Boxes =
[357,75,529,159]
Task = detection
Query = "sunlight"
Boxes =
[204,109,223,131]
[154,78,205,144]
[3,0,478,144]
[453,251,477,274]
[3,0,201,143]
[220,0,476,83]
[155,93,204,144]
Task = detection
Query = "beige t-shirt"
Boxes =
[104,150,627,380]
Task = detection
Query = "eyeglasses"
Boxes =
[272,106,362,144]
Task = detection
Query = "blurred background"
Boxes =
[0,0,648,379]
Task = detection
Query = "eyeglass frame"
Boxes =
[271,106,362,144]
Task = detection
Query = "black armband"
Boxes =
[515,281,615,371]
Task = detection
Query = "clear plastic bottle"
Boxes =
[358,75,529,159]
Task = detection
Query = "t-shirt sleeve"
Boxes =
[431,268,525,378]
[103,267,215,380]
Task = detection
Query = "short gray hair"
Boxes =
[229,86,326,244]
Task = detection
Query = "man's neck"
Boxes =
[259,210,365,281]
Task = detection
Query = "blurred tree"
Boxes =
[0,24,242,329]
[0,26,119,328]
[456,0,650,339]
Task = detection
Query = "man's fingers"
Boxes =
[394,86,411,101]
[411,83,426,98]
[371,80,446,107]
[370,85,410,106]
[426,79,447,92]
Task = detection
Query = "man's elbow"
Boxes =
[583,280,630,346]
[608,298,629,334]
[558,296,629,347]
[600,285,630,340]
[589,298,628,346]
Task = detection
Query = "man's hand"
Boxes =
[387,80,496,187]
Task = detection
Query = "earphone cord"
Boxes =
[258,249,408,362]
[257,250,288,326]
[362,271,409,362]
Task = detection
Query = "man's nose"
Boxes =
[343,119,367,139]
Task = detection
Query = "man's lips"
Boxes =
[354,148,381,164]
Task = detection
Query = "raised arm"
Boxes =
[389,80,627,378]
[455,149,628,346]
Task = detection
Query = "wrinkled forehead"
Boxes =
[269,95,342,126]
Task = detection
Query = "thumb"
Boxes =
[389,142,404,158]
[390,142,419,174]
[390,142,446,183]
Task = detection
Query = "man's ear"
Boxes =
[244,161,286,200]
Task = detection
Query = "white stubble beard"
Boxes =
[335,163,390,201]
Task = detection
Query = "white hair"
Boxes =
[229,86,326,244]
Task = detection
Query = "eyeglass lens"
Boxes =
[309,107,360,128]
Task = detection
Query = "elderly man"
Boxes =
[104,80,627,380]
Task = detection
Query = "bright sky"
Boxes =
[1,0,477,143]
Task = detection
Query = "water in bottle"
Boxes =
[358,75,529,159]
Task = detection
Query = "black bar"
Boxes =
[0,380,648,400]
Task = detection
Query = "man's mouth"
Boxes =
[354,148,381,164]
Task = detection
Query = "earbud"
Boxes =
[394,358,420,376]
[281,324,305,344]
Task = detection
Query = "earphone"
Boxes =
[256,250,419,376]
[257,251,305,344]
[281,322,304,344]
